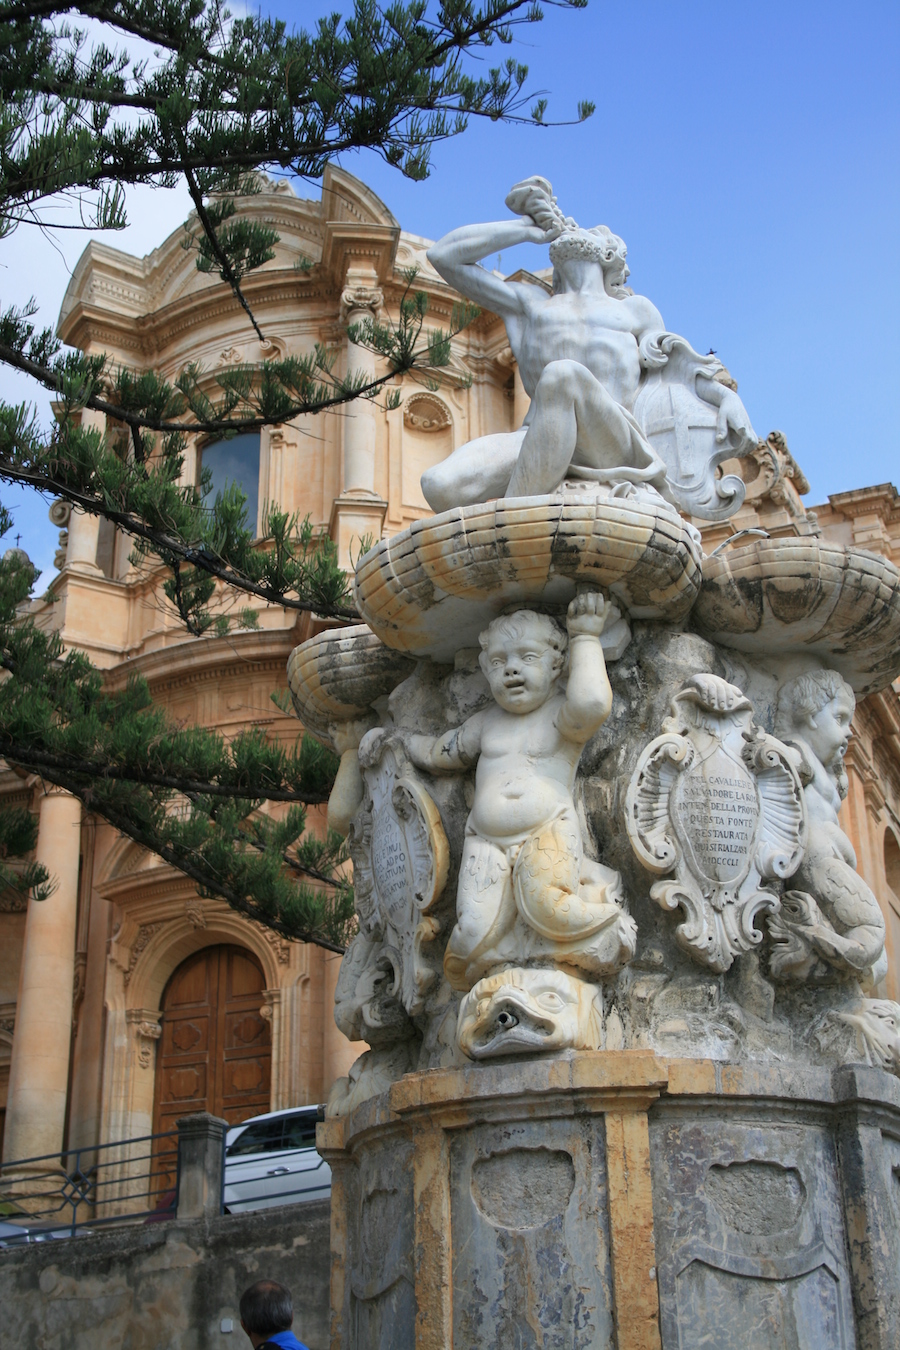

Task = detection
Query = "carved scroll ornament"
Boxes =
[626,674,807,972]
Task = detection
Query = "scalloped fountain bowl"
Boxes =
[287,624,415,745]
[353,490,703,663]
[693,537,900,694]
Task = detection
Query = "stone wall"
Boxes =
[0,1200,331,1350]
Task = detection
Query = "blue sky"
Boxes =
[2,0,897,577]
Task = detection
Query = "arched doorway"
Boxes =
[152,944,272,1135]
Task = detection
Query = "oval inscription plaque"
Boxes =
[671,745,760,886]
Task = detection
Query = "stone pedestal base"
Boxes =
[328,491,388,569]
[317,1052,900,1350]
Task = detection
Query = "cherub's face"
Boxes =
[804,691,854,769]
[481,630,561,714]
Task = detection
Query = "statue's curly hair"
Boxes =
[774,669,855,740]
[478,610,567,668]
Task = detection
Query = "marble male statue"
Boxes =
[405,590,635,990]
[423,175,757,512]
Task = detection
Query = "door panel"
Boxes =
[152,944,272,1138]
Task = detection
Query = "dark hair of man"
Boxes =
[239,1280,293,1336]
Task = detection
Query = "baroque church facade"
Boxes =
[1,167,899,1167]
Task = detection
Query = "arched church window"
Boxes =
[199,433,261,537]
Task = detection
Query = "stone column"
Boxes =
[2,790,82,1165]
[341,273,381,494]
[65,507,101,573]
[65,410,104,574]
[499,346,531,429]
[512,361,531,428]
[329,271,388,567]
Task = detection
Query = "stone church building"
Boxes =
[1,167,899,1168]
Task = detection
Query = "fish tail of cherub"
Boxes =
[512,815,618,941]
[444,832,516,990]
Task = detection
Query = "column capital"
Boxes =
[126,1008,162,1070]
[340,282,384,326]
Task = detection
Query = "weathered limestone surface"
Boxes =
[318,1052,667,1350]
[290,175,900,1347]
[694,537,900,695]
[318,1054,900,1350]
[0,1200,331,1350]
[353,489,701,663]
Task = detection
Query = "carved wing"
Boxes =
[625,733,693,874]
[747,735,807,880]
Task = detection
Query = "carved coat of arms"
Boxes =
[625,675,807,971]
[633,334,752,521]
[348,734,449,1017]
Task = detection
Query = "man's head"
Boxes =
[775,669,856,770]
[479,610,566,714]
[550,226,630,297]
[240,1280,293,1346]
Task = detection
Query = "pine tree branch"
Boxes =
[0,337,404,435]
[0,466,359,615]
[178,149,267,343]
[63,781,349,951]
[0,740,330,803]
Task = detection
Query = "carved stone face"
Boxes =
[480,627,562,715]
[804,690,854,770]
[457,967,601,1059]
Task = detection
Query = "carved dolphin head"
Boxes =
[457,966,602,1059]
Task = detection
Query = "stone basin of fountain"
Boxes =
[286,623,415,747]
[693,536,900,694]
[353,489,702,663]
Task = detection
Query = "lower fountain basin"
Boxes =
[287,624,415,745]
[693,537,900,693]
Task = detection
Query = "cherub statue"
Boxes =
[768,669,886,982]
[405,590,636,994]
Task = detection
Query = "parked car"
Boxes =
[223,1106,331,1213]
[0,1218,89,1246]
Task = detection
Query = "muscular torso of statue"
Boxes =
[510,291,649,409]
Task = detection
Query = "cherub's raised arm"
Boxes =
[556,592,613,744]
[405,712,486,775]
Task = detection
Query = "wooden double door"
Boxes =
[152,944,272,1135]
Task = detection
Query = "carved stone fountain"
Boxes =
[291,179,900,1349]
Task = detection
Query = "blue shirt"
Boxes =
[262,1334,309,1350]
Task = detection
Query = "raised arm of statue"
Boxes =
[426,216,553,320]
[556,592,614,744]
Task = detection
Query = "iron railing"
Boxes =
[0,1129,178,1244]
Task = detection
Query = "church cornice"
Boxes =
[102,627,298,695]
